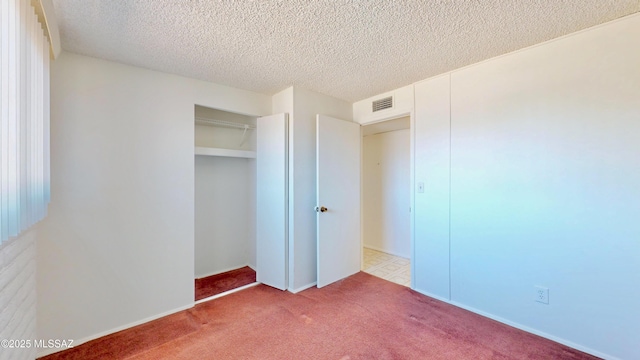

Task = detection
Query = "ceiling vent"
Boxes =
[372,96,393,112]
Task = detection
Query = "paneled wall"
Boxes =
[413,15,640,359]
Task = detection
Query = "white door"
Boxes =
[256,113,288,290]
[316,114,361,288]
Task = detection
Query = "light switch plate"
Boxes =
[417,182,424,193]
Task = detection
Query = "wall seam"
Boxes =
[448,73,452,301]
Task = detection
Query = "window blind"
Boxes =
[0,0,50,244]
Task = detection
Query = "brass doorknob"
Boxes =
[315,206,328,213]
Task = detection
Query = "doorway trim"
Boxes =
[359,111,415,289]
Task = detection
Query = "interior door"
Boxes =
[316,114,361,288]
[256,113,288,290]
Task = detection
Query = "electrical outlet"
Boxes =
[535,286,549,304]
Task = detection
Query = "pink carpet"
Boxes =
[40,272,599,359]
[195,266,256,301]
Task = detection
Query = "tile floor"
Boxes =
[362,247,411,287]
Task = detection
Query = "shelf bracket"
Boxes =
[240,124,249,146]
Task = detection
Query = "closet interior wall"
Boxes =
[194,106,257,278]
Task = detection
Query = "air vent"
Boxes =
[372,96,393,112]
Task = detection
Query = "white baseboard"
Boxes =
[289,282,317,294]
[195,282,261,305]
[412,287,451,303]
[363,245,410,259]
[39,281,615,359]
[412,288,618,360]
[451,301,618,360]
[38,281,263,358]
[36,303,194,358]
[195,263,252,279]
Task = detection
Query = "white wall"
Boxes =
[362,128,411,258]
[289,87,352,292]
[194,156,253,277]
[38,52,270,354]
[353,84,413,124]
[0,231,37,360]
[414,14,640,360]
[246,157,257,270]
[271,87,294,117]
[413,74,451,300]
[271,86,352,292]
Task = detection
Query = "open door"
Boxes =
[256,113,288,290]
[316,114,361,288]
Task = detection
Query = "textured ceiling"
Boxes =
[51,0,639,102]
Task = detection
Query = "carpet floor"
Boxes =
[195,266,256,301]
[40,272,599,360]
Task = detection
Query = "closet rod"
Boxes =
[195,117,256,130]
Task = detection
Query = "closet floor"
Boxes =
[362,248,411,287]
[195,266,256,301]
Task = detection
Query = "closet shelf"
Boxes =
[195,147,256,158]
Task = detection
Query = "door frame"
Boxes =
[359,111,415,289]
[192,104,282,303]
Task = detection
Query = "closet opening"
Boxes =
[194,105,259,302]
[361,116,412,287]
